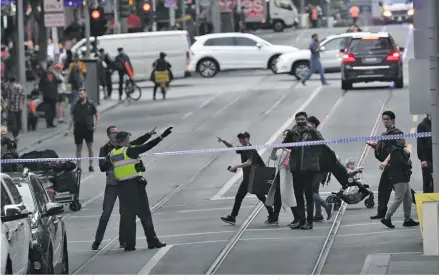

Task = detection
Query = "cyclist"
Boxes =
[115,48,134,100]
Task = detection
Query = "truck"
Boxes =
[378,0,414,23]
[221,0,299,32]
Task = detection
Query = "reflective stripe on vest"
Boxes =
[110,147,142,181]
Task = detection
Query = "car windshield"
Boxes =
[14,181,36,213]
[348,38,393,54]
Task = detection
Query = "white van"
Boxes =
[71,31,191,81]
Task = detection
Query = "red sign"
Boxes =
[219,0,233,12]
[241,0,265,21]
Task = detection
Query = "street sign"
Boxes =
[164,0,176,8]
[44,12,66,27]
[44,0,63,13]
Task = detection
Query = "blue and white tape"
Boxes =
[0,132,431,164]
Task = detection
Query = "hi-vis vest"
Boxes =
[110,147,142,181]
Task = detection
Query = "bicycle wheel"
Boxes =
[127,84,142,101]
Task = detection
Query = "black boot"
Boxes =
[148,237,166,249]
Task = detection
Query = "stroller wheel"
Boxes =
[327,195,341,211]
[69,201,82,212]
[364,198,375,208]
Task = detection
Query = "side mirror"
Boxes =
[45,202,64,216]
[256,42,262,48]
[399,47,405,52]
[378,1,383,7]
[1,205,29,223]
[320,46,326,51]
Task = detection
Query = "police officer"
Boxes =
[106,127,173,251]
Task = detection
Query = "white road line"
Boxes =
[177,205,253,213]
[137,245,173,275]
[210,85,323,200]
[181,112,193,119]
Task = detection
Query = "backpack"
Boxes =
[114,56,124,71]
[68,64,82,89]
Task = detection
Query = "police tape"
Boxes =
[0,132,431,164]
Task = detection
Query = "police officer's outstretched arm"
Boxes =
[125,127,173,159]
[130,127,157,145]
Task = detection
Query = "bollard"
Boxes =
[422,202,439,256]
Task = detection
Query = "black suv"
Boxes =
[340,33,404,90]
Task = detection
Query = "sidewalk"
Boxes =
[16,98,120,153]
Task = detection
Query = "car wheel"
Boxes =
[394,76,404,89]
[197,58,219,78]
[273,20,285,32]
[292,61,309,80]
[268,55,280,73]
[341,79,352,90]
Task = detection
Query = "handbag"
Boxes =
[247,153,276,195]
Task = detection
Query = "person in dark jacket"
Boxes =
[283,111,324,230]
[151,52,173,100]
[307,116,334,221]
[39,62,61,128]
[91,126,158,250]
[417,114,433,193]
[98,48,115,99]
[115,48,133,100]
[380,139,419,228]
[369,111,415,219]
[1,136,21,172]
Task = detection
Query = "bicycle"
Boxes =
[124,76,142,101]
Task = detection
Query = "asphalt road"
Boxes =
[22,24,425,275]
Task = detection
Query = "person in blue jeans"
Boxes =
[301,34,329,86]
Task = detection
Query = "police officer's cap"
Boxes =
[117,47,123,52]
[116,131,131,142]
[237,131,250,139]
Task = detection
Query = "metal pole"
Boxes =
[432,0,439,193]
[52,27,60,62]
[84,5,91,58]
[170,5,176,28]
[300,0,305,14]
[181,0,187,30]
[152,0,157,31]
[211,0,220,32]
[114,0,121,33]
[195,0,200,35]
[17,0,27,132]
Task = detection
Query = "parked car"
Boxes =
[1,173,32,275]
[9,170,68,274]
[275,32,372,80]
[189,33,298,77]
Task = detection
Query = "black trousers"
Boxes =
[118,179,157,248]
[422,165,434,193]
[292,171,316,224]
[105,71,113,98]
[94,184,124,245]
[7,110,22,137]
[43,98,56,127]
[118,71,125,98]
[377,167,393,217]
[231,179,272,218]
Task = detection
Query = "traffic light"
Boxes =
[142,2,152,13]
[89,7,107,37]
[120,0,130,18]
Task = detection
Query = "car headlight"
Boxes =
[407,9,414,16]
[383,11,392,17]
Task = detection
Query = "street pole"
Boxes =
[299,0,306,28]
[52,27,60,62]
[431,0,439,194]
[84,4,91,58]
[114,0,121,33]
[170,5,176,28]
[210,0,220,32]
[152,0,157,31]
[195,0,200,35]
[181,0,187,30]
[17,0,27,133]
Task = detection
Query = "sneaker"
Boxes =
[265,215,279,225]
[287,219,299,227]
[380,218,395,228]
[91,241,100,250]
[403,219,419,227]
[301,223,313,230]
[313,215,324,222]
[124,246,136,251]
[289,221,305,229]
[148,240,166,249]
[326,203,334,220]
[221,215,236,225]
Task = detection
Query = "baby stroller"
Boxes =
[325,167,375,211]
[20,149,83,211]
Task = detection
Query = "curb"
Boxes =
[17,101,122,153]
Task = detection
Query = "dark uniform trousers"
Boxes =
[292,172,316,224]
[422,165,434,193]
[231,179,272,218]
[94,185,124,245]
[118,178,157,247]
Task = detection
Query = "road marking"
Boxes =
[210,85,323,200]
[412,115,418,122]
[360,254,391,275]
[182,112,193,119]
[177,205,253,213]
[137,245,173,275]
